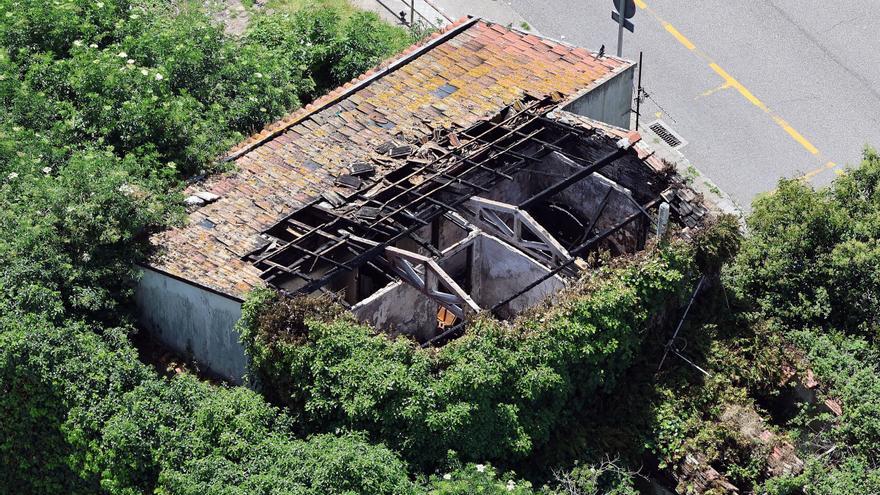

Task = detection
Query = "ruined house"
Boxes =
[136,17,708,383]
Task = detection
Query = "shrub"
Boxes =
[240,242,696,467]
[732,149,880,335]
[0,313,416,494]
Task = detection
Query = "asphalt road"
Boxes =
[495,0,880,208]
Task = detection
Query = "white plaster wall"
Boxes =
[135,268,247,384]
[475,234,565,316]
[352,233,565,338]
[351,280,438,341]
[562,65,635,129]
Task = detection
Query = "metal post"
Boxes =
[410,0,415,26]
[635,51,643,130]
[617,0,625,56]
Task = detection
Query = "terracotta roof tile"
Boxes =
[146,18,632,298]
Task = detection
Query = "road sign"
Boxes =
[611,12,634,32]
[612,0,636,19]
[611,0,636,56]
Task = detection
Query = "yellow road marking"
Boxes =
[639,0,827,170]
[664,23,696,51]
[696,82,731,100]
[800,161,836,181]
[708,63,768,111]
[772,116,819,155]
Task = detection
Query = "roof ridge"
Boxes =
[222,15,478,163]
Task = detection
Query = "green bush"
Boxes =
[0,313,417,494]
[0,1,421,493]
[239,243,696,468]
[732,149,880,335]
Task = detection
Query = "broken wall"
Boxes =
[473,233,565,318]
[350,233,565,340]
[476,152,644,252]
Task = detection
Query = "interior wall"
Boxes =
[532,153,640,233]
[351,233,566,340]
[473,234,565,317]
[135,268,247,384]
[469,152,642,252]
[350,280,439,341]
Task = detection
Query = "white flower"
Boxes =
[442,473,451,480]
[89,43,98,49]
[141,68,149,76]
[475,464,485,473]
[155,73,163,81]
[506,480,516,491]
[96,1,104,7]
[118,184,134,195]
[82,253,91,262]
[7,172,18,180]
[127,58,135,64]
[259,107,266,112]
[73,40,83,47]
[42,166,52,174]
[254,72,263,78]
[117,51,127,58]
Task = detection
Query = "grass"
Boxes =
[264,0,360,17]
[704,181,722,196]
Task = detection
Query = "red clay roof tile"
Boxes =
[146,18,632,298]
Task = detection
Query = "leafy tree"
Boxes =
[733,149,880,335]
[0,1,422,493]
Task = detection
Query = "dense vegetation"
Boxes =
[4,0,880,493]
[0,0,421,493]
[239,243,697,469]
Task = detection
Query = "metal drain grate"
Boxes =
[647,120,687,149]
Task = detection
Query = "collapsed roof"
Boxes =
[147,17,637,299]
[242,94,710,341]
[145,16,710,343]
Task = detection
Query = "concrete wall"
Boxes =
[351,280,439,341]
[477,152,641,247]
[475,234,565,317]
[562,65,635,129]
[351,233,565,339]
[534,153,639,231]
[135,268,247,384]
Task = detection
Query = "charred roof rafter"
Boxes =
[244,96,654,299]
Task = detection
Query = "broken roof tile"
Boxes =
[147,18,632,298]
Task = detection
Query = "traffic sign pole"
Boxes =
[617,0,625,56]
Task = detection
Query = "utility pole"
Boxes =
[635,51,643,129]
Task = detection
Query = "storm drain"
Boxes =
[647,120,687,149]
